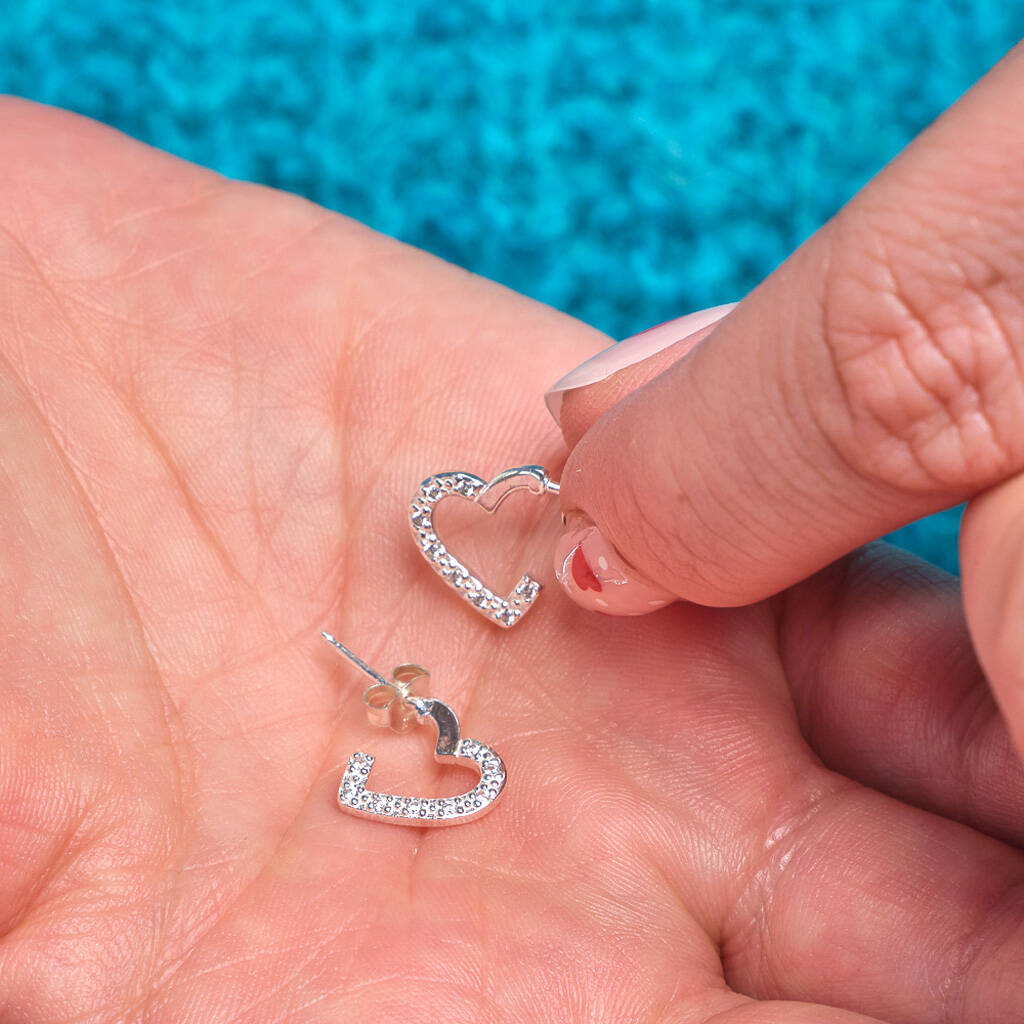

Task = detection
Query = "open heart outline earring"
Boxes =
[322,632,507,826]
[410,464,560,628]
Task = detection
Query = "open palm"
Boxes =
[1,99,1022,1024]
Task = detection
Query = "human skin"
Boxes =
[551,45,1024,763]
[0,95,1022,1024]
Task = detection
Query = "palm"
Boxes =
[2,100,1022,1024]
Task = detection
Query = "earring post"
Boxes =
[321,632,392,689]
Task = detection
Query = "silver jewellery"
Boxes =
[323,462,555,828]
[323,633,507,827]
[409,465,560,628]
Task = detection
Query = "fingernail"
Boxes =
[553,515,677,616]
[545,303,736,423]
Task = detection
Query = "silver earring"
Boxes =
[322,632,507,827]
[409,464,560,628]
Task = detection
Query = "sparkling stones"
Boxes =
[337,740,506,827]
[410,469,547,629]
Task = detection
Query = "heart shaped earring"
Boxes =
[322,632,507,826]
[410,464,560,628]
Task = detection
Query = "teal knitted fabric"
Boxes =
[3,1,1021,573]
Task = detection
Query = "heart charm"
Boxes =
[338,699,507,827]
[323,634,508,828]
[410,465,559,628]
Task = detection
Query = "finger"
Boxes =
[721,777,1024,1024]
[781,542,1024,847]
[553,44,1024,610]
[617,603,1024,1023]
[547,304,735,448]
[960,470,1024,760]
[620,591,1024,1022]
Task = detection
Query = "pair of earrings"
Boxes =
[324,464,559,828]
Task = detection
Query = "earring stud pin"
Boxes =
[322,632,507,826]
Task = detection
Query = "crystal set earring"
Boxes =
[409,465,559,628]
[324,464,558,827]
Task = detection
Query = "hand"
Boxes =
[548,47,1024,763]
[1,97,1021,1024]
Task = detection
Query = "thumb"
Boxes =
[548,45,1024,613]
[547,305,735,615]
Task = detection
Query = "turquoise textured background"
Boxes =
[3,1,1022,573]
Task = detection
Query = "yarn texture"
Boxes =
[3,1,1021,572]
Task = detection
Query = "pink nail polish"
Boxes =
[545,303,736,423]
[553,519,677,616]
